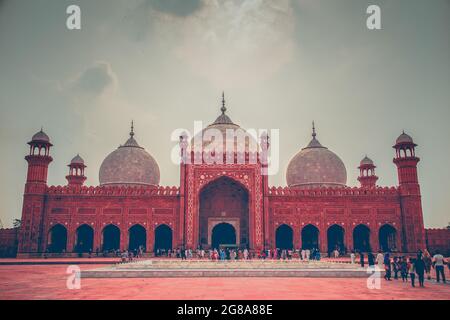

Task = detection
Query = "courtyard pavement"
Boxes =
[0,263,449,300]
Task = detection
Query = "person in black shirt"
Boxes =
[414,253,426,287]
[360,251,365,267]
[368,252,375,267]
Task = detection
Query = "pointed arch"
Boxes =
[75,224,94,253]
[379,224,397,252]
[102,224,120,251]
[327,224,345,253]
[48,224,67,253]
[353,224,371,252]
[301,224,319,250]
[154,224,172,252]
[128,224,147,251]
[275,224,293,249]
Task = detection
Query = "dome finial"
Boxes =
[312,121,317,139]
[221,91,226,115]
[130,120,134,138]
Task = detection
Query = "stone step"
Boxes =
[81,268,370,278]
[115,260,361,270]
[119,263,355,269]
[81,259,377,278]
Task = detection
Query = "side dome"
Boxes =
[286,123,347,189]
[190,93,258,154]
[99,123,160,186]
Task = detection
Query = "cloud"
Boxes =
[122,0,204,41]
[148,0,203,17]
[121,0,296,87]
[173,0,296,88]
[70,61,118,97]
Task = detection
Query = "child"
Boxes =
[408,258,416,287]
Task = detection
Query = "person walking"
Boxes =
[350,251,356,264]
[400,256,408,282]
[408,258,416,287]
[422,250,432,280]
[334,248,339,259]
[384,253,392,281]
[368,252,375,267]
[432,250,447,283]
[414,253,426,287]
[376,251,384,270]
[392,256,399,280]
[360,251,365,267]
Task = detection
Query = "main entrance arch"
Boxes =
[199,176,249,249]
[211,223,236,249]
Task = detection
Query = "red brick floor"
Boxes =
[0,258,120,264]
[0,264,449,300]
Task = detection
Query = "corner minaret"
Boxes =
[66,154,86,187]
[393,131,420,186]
[18,129,53,255]
[24,129,53,184]
[393,131,426,252]
[358,156,378,188]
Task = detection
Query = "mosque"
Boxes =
[17,95,428,256]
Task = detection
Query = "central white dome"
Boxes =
[190,94,259,154]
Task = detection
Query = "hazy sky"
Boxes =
[0,0,449,228]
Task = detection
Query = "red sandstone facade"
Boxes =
[426,228,450,256]
[16,105,430,257]
[0,228,18,257]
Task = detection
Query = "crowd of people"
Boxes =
[154,247,323,261]
[354,249,447,287]
[71,244,449,286]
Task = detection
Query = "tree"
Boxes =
[13,219,21,228]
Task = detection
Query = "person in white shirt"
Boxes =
[350,251,356,264]
[376,251,384,270]
[432,251,447,283]
[243,248,249,260]
[305,249,310,261]
[334,249,339,258]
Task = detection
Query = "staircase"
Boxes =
[81,259,376,278]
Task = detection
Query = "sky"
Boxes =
[0,0,449,228]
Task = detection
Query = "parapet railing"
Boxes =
[268,186,399,197]
[46,185,180,196]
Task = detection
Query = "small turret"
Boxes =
[66,154,87,186]
[358,155,378,188]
